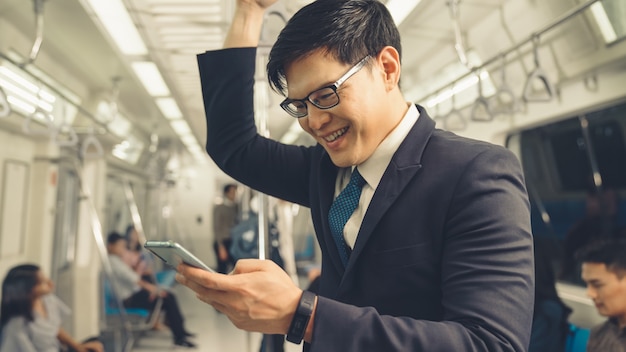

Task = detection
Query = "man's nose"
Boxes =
[586,286,597,299]
[306,105,331,130]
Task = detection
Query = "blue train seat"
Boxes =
[564,323,590,352]
[103,279,150,318]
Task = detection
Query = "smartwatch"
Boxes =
[286,290,316,344]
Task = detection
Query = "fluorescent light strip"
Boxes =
[0,78,54,112]
[86,0,148,56]
[156,97,183,119]
[386,0,422,26]
[590,3,618,43]
[170,119,191,134]
[7,95,36,114]
[0,67,38,94]
[131,61,170,97]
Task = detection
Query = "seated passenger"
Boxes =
[0,264,104,352]
[106,232,196,348]
[529,243,572,352]
[124,224,176,287]
[577,239,626,352]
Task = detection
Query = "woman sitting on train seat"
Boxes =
[106,232,196,348]
[0,264,104,352]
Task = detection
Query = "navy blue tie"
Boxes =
[328,168,365,267]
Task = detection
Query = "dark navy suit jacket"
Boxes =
[198,47,534,352]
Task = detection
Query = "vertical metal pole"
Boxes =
[72,162,134,352]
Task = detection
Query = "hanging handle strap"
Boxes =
[81,133,104,159]
[443,90,467,131]
[22,107,55,136]
[53,123,78,147]
[470,70,494,122]
[493,54,518,114]
[523,36,555,102]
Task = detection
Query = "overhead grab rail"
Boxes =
[22,107,55,136]
[0,51,110,131]
[522,35,556,102]
[417,0,601,106]
[52,102,79,147]
[447,0,470,69]
[21,0,46,67]
[80,128,104,160]
[470,69,495,122]
[0,87,11,118]
[492,54,518,115]
[443,85,468,131]
[53,123,79,147]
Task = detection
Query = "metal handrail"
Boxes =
[522,36,556,102]
[470,70,495,122]
[417,0,601,105]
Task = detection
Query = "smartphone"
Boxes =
[144,240,215,272]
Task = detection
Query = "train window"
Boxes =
[550,119,626,191]
[510,100,626,286]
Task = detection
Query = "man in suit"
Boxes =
[177,0,534,351]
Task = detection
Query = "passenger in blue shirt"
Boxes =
[0,264,103,352]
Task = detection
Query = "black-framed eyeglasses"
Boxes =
[280,56,370,118]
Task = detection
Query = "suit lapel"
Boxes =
[340,105,436,287]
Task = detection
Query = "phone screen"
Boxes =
[144,240,215,272]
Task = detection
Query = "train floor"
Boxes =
[110,281,304,352]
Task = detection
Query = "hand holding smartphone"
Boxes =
[144,240,215,273]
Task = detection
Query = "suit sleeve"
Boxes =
[308,147,534,352]
[197,48,314,206]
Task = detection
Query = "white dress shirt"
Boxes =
[333,103,419,248]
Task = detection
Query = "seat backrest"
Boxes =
[564,323,590,352]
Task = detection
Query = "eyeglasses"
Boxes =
[280,56,370,118]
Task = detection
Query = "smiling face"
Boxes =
[284,47,406,167]
[582,262,626,325]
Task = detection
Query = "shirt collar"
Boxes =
[357,103,419,189]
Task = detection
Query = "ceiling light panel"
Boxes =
[156,97,183,119]
[131,61,170,97]
[84,0,148,56]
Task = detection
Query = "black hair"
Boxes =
[0,264,40,329]
[107,231,126,245]
[124,225,142,251]
[223,183,237,196]
[575,239,626,277]
[267,0,402,96]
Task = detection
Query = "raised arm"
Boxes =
[224,0,278,48]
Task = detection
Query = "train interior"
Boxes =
[0,0,625,351]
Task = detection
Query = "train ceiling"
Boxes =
[0,0,621,160]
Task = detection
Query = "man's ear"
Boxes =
[376,46,401,91]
